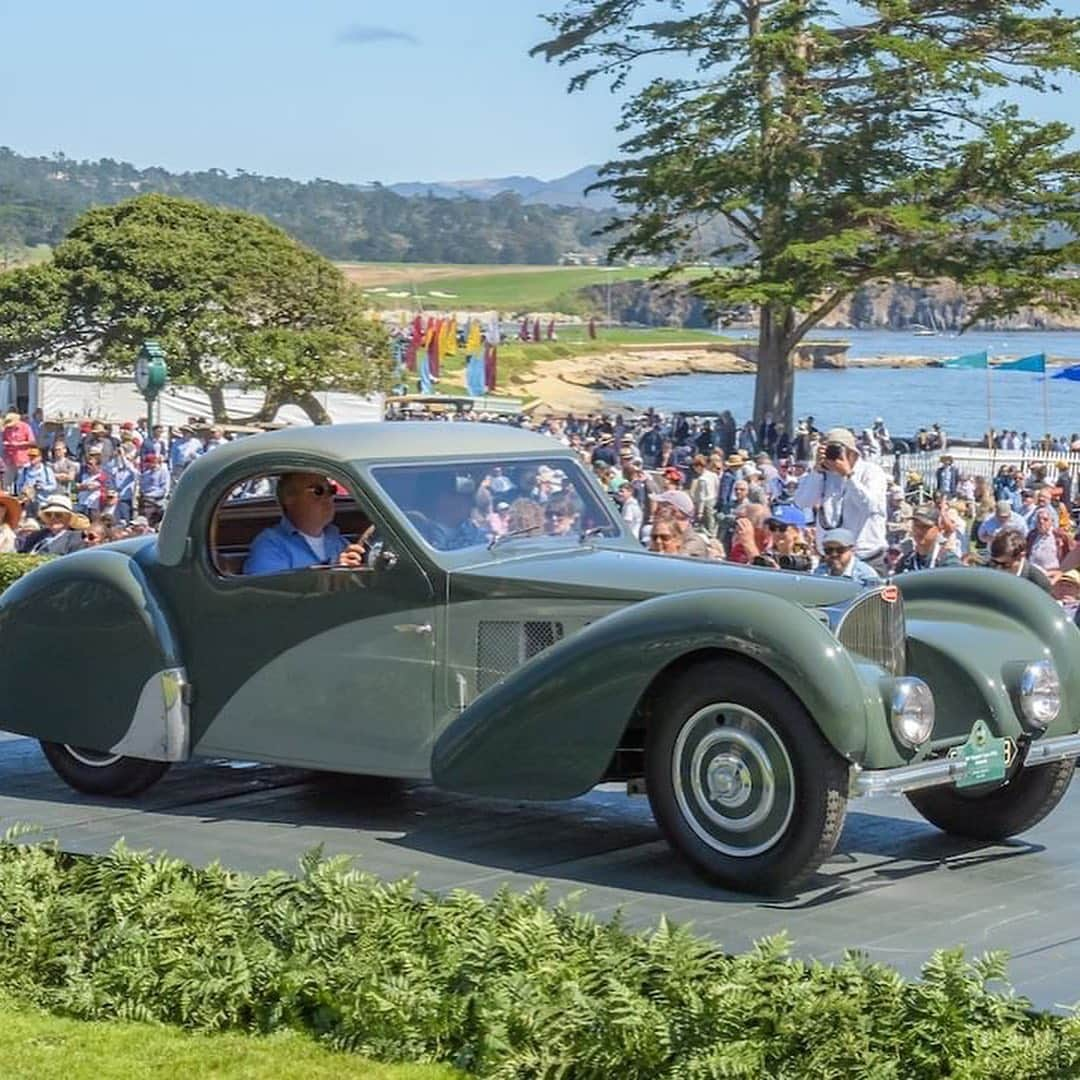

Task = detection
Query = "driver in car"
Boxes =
[243,472,369,574]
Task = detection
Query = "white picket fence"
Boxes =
[895,446,1080,483]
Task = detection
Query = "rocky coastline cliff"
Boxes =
[581,279,1080,331]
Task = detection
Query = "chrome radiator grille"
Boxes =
[835,588,906,676]
[476,620,564,693]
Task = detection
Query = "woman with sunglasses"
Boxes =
[242,472,368,575]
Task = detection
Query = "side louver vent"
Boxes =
[476,620,564,693]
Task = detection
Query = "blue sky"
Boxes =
[1,0,1078,185]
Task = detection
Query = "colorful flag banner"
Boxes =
[464,318,482,356]
[996,353,1046,373]
[484,343,497,392]
[944,350,988,370]
[1052,364,1080,381]
[428,320,442,379]
[465,354,487,398]
[486,315,501,346]
[419,354,434,394]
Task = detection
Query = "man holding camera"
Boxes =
[794,427,889,572]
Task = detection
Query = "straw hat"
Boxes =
[2,412,19,428]
[0,493,21,529]
[39,493,73,518]
[69,511,91,530]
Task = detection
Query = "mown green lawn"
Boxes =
[355,263,716,312]
[0,1002,463,1080]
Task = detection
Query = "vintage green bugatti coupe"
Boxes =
[2,423,1078,894]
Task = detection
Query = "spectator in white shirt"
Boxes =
[793,427,888,572]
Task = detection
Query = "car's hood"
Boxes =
[451,543,863,606]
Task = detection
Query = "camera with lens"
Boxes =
[777,553,813,572]
[824,443,845,461]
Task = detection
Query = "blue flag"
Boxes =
[944,350,988,370]
[1052,364,1080,382]
[996,353,1045,373]
[419,354,433,394]
[465,354,486,397]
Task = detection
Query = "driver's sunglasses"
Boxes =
[823,545,849,556]
[305,483,336,498]
[767,522,790,532]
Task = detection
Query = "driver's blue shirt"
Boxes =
[243,518,349,574]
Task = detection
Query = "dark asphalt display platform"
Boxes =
[1,732,1077,1011]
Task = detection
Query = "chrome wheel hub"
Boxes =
[706,753,753,808]
[671,703,795,857]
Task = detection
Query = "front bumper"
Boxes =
[851,731,1080,797]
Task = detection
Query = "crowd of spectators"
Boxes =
[9,401,1080,623]
[476,407,1080,619]
[0,408,233,555]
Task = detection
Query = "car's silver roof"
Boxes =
[156,422,565,565]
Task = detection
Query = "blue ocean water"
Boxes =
[605,329,1080,440]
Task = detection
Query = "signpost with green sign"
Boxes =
[134,340,168,432]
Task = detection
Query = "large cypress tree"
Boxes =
[533,1,1080,428]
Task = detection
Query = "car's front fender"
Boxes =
[0,550,189,760]
[432,587,881,800]
[898,567,1080,742]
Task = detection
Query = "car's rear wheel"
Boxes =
[907,758,1074,840]
[39,741,169,796]
[645,658,849,895]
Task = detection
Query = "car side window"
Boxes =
[209,471,374,577]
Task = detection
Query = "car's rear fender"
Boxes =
[0,551,189,760]
[432,587,879,800]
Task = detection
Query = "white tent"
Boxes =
[23,371,382,426]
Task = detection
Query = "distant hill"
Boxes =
[0,147,616,264]
[386,166,618,209]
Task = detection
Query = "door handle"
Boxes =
[394,623,432,635]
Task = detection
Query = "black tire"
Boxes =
[645,658,849,895]
[39,741,169,797]
[907,758,1074,840]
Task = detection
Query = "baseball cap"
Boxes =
[653,490,694,518]
[822,528,856,549]
[823,428,857,451]
[767,504,809,528]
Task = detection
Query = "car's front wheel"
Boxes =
[907,758,1074,840]
[645,658,849,895]
[39,741,169,797]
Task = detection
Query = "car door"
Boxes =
[154,466,438,777]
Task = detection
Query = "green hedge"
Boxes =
[0,841,1077,1078]
[0,553,51,592]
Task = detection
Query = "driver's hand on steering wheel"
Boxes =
[337,543,367,568]
[337,524,375,568]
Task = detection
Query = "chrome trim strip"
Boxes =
[1023,732,1080,767]
[851,731,1080,797]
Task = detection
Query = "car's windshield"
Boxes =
[370,457,621,552]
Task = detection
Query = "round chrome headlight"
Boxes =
[890,677,935,748]
[1019,660,1060,731]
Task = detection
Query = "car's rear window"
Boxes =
[370,457,621,552]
